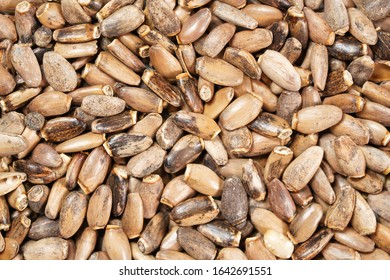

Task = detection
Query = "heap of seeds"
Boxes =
[0,0,389,260]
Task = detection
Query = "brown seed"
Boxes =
[137,25,176,54]
[106,166,128,217]
[22,237,68,260]
[245,236,276,260]
[184,164,223,196]
[211,1,258,30]
[160,175,195,208]
[138,212,169,255]
[43,51,77,92]
[142,69,182,107]
[156,115,184,150]
[367,191,390,221]
[219,93,263,131]
[322,242,361,260]
[330,114,369,145]
[267,20,289,51]
[242,4,283,27]
[292,228,334,260]
[122,193,143,239]
[177,8,211,44]
[164,135,203,173]
[230,28,273,54]
[95,51,140,86]
[309,167,336,205]
[282,146,324,192]
[357,99,390,127]
[100,5,144,37]
[172,110,220,140]
[221,177,248,226]
[26,91,72,117]
[370,223,390,253]
[74,227,97,260]
[194,23,235,58]
[0,14,17,42]
[146,0,181,36]
[360,145,390,175]
[176,73,203,113]
[361,248,390,260]
[13,159,56,185]
[348,56,375,87]
[41,117,86,143]
[102,225,131,260]
[325,184,356,231]
[0,64,16,96]
[223,47,262,80]
[0,237,19,260]
[80,95,126,117]
[86,184,112,230]
[149,45,182,81]
[288,203,323,244]
[44,178,69,220]
[267,178,296,223]
[6,214,30,246]
[348,169,385,194]
[171,195,219,226]
[107,39,145,73]
[196,56,244,87]
[242,158,267,201]
[259,50,301,91]
[0,133,27,157]
[53,23,100,43]
[323,93,365,114]
[198,220,241,247]
[126,143,167,178]
[61,0,91,25]
[285,6,308,49]
[334,227,375,253]
[351,190,377,235]
[11,44,42,88]
[362,81,390,108]
[0,196,11,231]
[116,86,163,114]
[104,133,152,158]
[27,185,50,214]
[249,112,293,140]
[303,7,335,45]
[372,29,390,60]
[203,87,234,120]
[128,113,162,139]
[177,226,217,260]
[59,191,87,239]
[291,105,343,134]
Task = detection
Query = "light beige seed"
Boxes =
[59,191,87,239]
[219,93,263,131]
[101,5,144,37]
[0,134,27,157]
[43,51,77,92]
[11,44,42,88]
[103,225,132,260]
[230,28,273,53]
[122,193,144,239]
[81,95,126,117]
[334,227,375,253]
[263,229,294,259]
[291,105,343,134]
[334,135,366,178]
[250,208,289,236]
[245,236,276,260]
[210,1,258,30]
[74,227,97,260]
[351,191,377,235]
[258,50,301,91]
[348,8,378,45]
[87,184,112,230]
[177,8,211,44]
[184,164,223,196]
[22,237,68,260]
[196,56,244,87]
[282,146,324,192]
[149,44,182,81]
[26,91,72,117]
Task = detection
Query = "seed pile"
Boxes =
[0,0,390,260]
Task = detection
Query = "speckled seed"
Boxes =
[81,95,126,117]
[43,51,78,92]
